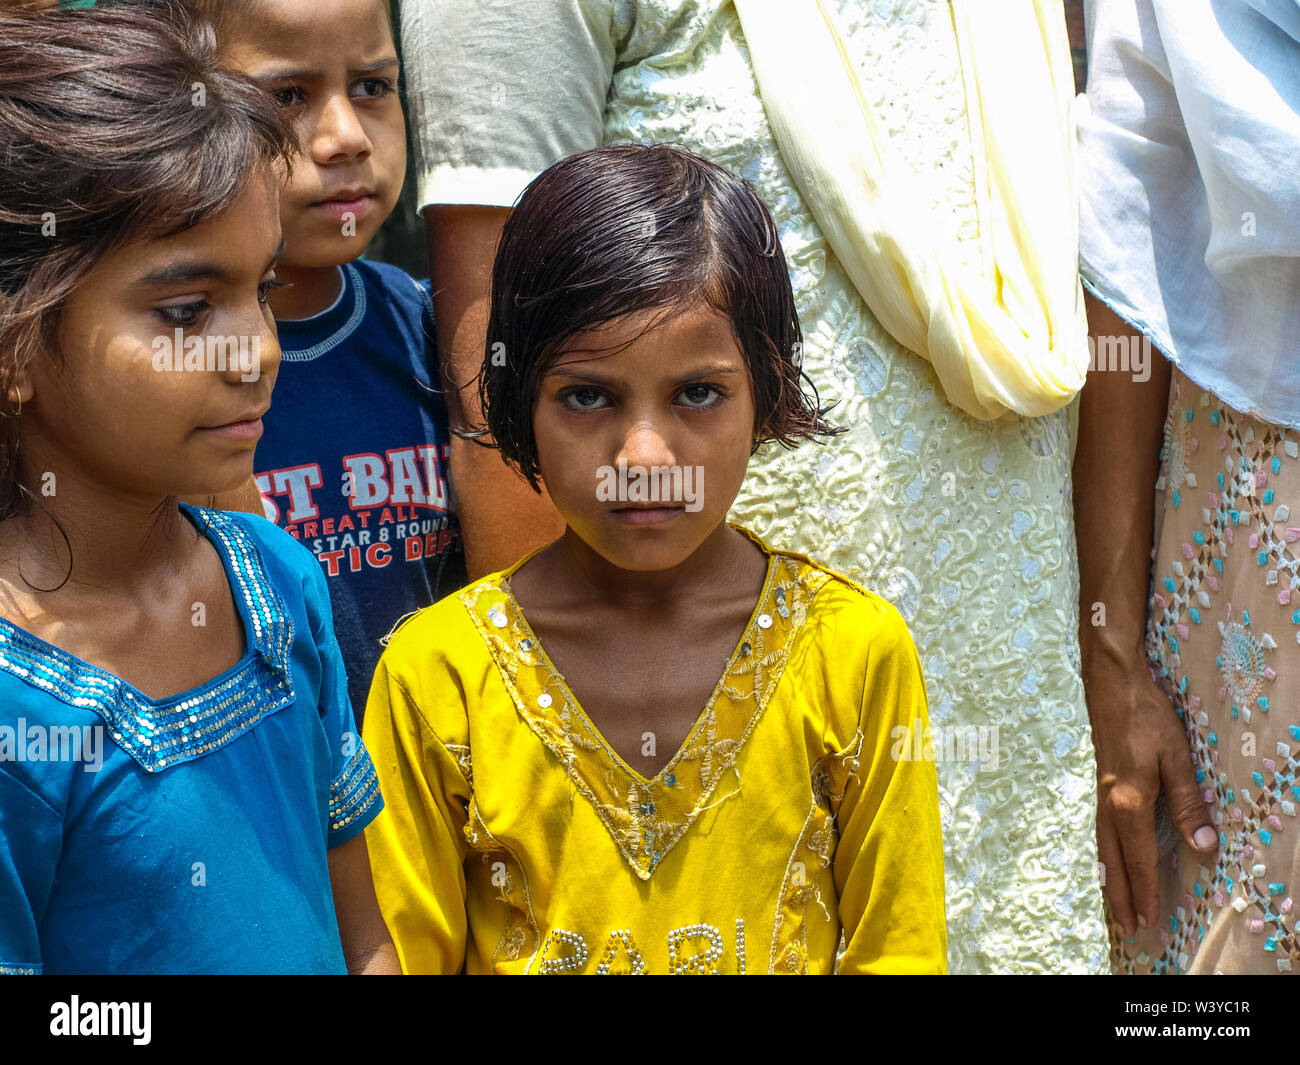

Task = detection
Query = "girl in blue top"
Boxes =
[0,1,396,974]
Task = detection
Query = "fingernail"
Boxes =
[1137,914,1148,929]
[1194,826,1218,849]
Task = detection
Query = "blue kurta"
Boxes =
[0,504,383,974]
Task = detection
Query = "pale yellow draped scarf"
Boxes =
[734,0,1088,420]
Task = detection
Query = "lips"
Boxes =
[208,407,268,428]
[310,191,376,224]
[610,505,683,525]
[313,186,376,205]
[197,408,268,439]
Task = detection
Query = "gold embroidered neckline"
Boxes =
[500,536,776,789]
[461,525,829,880]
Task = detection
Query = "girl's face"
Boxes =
[17,171,283,503]
[220,0,406,270]
[533,307,756,572]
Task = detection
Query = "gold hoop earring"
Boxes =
[8,388,21,416]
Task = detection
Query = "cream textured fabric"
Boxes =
[735,0,1089,420]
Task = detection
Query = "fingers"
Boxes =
[1160,735,1219,853]
[1098,815,1136,939]
[1114,793,1161,933]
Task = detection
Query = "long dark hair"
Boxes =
[474,143,842,492]
[0,0,297,519]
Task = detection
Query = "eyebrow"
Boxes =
[135,238,286,288]
[253,57,400,83]
[544,362,744,384]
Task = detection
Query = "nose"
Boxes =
[217,304,281,389]
[615,415,678,472]
[310,93,371,165]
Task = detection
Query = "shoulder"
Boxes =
[381,568,503,672]
[750,532,921,728]
[369,572,503,739]
[743,526,909,650]
[799,554,914,665]
[0,672,88,817]
[351,259,432,318]
[806,557,900,629]
[200,506,319,579]
[189,506,330,627]
[347,260,436,368]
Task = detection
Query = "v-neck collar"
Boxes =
[0,504,296,773]
[461,524,830,880]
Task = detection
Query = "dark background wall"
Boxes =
[364,2,425,276]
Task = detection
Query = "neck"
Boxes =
[546,522,760,610]
[4,454,193,598]
[269,262,344,321]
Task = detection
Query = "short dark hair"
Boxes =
[474,143,841,491]
[0,0,297,517]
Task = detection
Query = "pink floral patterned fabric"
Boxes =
[1115,367,1300,974]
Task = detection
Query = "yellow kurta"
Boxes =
[363,527,947,974]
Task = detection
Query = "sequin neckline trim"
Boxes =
[461,524,831,880]
[0,504,296,773]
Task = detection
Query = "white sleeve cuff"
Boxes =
[416,164,541,211]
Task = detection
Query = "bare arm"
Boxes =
[428,205,565,579]
[328,831,401,974]
[1074,292,1215,938]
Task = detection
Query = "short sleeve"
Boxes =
[832,606,948,974]
[400,0,625,208]
[302,555,384,847]
[362,643,472,974]
[0,766,63,974]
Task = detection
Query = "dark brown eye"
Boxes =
[258,278,289,305]
[562,388,609,411]
[155,301,208,329]
[679,384,721,408]
[272,86,306,108]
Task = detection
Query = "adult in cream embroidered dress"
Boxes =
[402,0,1108,972]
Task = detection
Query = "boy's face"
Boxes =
[532,307,757,574]
[220,0,405,269]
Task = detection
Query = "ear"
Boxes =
[6,364,36,413]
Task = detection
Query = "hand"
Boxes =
[1086,650,1218,939]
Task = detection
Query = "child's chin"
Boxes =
[582,526,705,573]
[175,471,257,506]
[288,224,380,267]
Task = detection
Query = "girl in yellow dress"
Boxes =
[362,144,947,974]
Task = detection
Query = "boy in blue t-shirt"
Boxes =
[203,0,467,717]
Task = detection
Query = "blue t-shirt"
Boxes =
[0,504,382,975]
[255,260,466,718]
